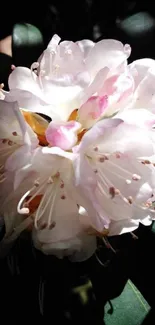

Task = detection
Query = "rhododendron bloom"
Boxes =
[1,34,155,261]
[3,34,132,122]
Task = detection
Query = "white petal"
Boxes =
[86,39,130,78]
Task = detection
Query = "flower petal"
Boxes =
[78,95,108,129]
[76,39,95,58]
[45,120,81,150]
[86,40,131,78]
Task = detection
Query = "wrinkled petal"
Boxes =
[78,95,108,129]
[86,40,131,78]
[129,59,155,111]
[76,39,95,58]
[45,120,81,150]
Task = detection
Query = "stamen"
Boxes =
[4,216,33,243]
[49,221,56,229]
[132,174,141,181]
[126,179,131,185]
[141,160,151,165]
[109,186,120,198]
[128,196,133,204]
[61,195,66,200]
[99,155,109,163]
[8,140,14,146]
[12,131,18,136]
[17,190,31,214]
[34,181,59,229]
[39,222,47,230]
[98,182,109,198]
[60,181,64,188]
[2,139,7,144]
[26,179,48,206]
[47,176,53,184]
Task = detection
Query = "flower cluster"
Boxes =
[1,34,155,261]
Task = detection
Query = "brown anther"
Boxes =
[116,152,121,158]
[94,169,98,174]
[61,195,66,200]
[12,131,18,136]
[94,147,98,152]
[144,160,151,164]
[109,187,120,198]
[49,221,56,229]
[128,196,133,204]
[2,139,7,144]
[132,174,141,181]
[60,182,64,188]
[99,157,105,163]
[39,222,47,230]
[8,140,13,146]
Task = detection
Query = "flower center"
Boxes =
[22,111,49,146]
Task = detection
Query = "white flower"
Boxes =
[2,34,155,261]
[73,113,155,235]
[3,34,131,121]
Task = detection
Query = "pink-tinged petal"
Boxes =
[80,67,109,104]
[45,121,81,150]
[76,118,123,153]
[78,95,108,128]
[98,72,134,116]
[86,39,131,78]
